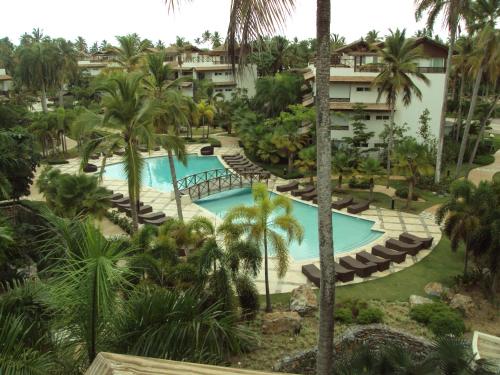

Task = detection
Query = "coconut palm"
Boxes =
[332,152,354,189]
[357,158,384,201]
[220,183,303,313]
[392,138,434,208]
[415,0,472,183]
[80,73,157,232]
[55,38,78,107]
[211,31,222,48]
[365,30,381,44]
[111,34,146,72]
[197,100,215,139]
[75,36,88,55]
[295,146,317,186]
[374,29,430,187]
[436,180,496,276]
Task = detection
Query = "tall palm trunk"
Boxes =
[386,104,395,188]
[167,149,184,221]
[406,177,414,209]
[40,82,48,113]
[435,25,457,183]
[467,93,498,170]
[454,73,465,142]
[455,65,484,177]
[263,229,271,313]
[369,177,374,201]
[126,142,140,232]
[316,1,335,374]
[288,152,294,174]
[58,84,65,107]
[89,268,99,363]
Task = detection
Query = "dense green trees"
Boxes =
[253,72,303,117]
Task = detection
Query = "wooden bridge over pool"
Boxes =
[177,168,270,200]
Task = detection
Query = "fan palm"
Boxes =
[392,138,434,208]
[295,146,317,185]
[415,0,472,183]
[332,152,353,189]
[374,29,430,187]
[357,158,384,201]
[220,183,303,312]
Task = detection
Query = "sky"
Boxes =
[2,0,449,46]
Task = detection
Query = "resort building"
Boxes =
[0,68,13,95]
[302,37,448,148]
[77,51,121,77]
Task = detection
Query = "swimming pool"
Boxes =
[196,188,383,260]
[104,155,225,192]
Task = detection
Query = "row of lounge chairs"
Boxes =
[302,232,434,287]
[277,181,370,214]
[108,193,169,226]
[222,154,270,177]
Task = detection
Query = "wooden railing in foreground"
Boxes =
[85,352,293,375]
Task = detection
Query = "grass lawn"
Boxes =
[494,172,500,183]
[266,237,464,305]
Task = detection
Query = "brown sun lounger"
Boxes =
[276,180,299,192]
[143,216,170,226]
[124,205,153,217]
[90,153,100,160]
[138,212,166,224]
[399,232,433,249]
[114,149,125,156]
[339,256,378,278]
[222,154,243,160]
[302,190,317,201]
[335,262,355,282]
[302,264,321,288]
[291,185,314,197]
[331,196,354,210]
[117,201,144,212]
[386,238,422,256]
[112,197,130,207]
[107,193,124,201]
[347,201,370,214]
[372,245,406,263]
[356,251,391,272]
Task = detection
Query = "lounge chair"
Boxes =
[90,153,100,160]
[276,180,299,192]
[222,154,243,160]
[138,212,166,224]
[124,205,153,216]
[355,251,391,272]
[117,201,144,212]
[114,149,125,156]
[228,160,252,167]
[302,264,321,288]
[372,245,406,263]
[111,197,130,207]
[335,262,355,282]
[143,216,169,226]
[385,238,422,256]
[339,256,378,278]
[331,196,354,210]
[107,193,124,201]
[399,232,434,249]
[291,185,314,197]
[302,190,317,201]
[347,201,370,214]
[138,145,148,152]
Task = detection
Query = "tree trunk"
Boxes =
[406,178,414,209]
[386,104,395,188]
[369,178,374,202]
[288,152,294,174]
[207,120,210,139]
[464,247,469,276]
[315,0,335,374]
[338,174,342,189]
[467,94,498,171]
[58,84,64,107]
[89,268,98,363]
[455,65,484,177]
[263,229,272,313]
[435,25,457,183]
[40,83,48,113]
[454,73,465,142]
[167,148,184,222]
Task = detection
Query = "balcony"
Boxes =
[417,66,446,73]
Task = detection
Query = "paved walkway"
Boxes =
[468,149,500,185]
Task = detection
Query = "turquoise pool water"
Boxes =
[196,188,383,260]
[104,155,224,192]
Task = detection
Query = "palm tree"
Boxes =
[332,152,353,189]
[374,29,430,187]
[55,38,78,107]
[415,0,472,183]
[111,34,146,72]
[272,127,308,174]
[392,138,434,208]
[436,180,496,276]
[197,100,215,139]
[365,30,381,44]
[211,31,222,48]
[221,183,303,313]
[357,158,384,201]
[80,73,157,232]
[75,36,88,55]
[330,33,346,51]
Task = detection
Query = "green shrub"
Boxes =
[234,274,260,320]
[334,307,353,324]
[395,186,419,200]
[473,154,494,166]
[105,210,133,234]
[207,137,222,147]
[348,177,371,189]
[428,311,465,336]
[356,307,384,324]
[410,303,450,324]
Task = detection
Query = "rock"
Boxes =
[262,311,302,335]
[449,294,474,316]
[290,285,318,316]
[409,295,433,307]
[424,282,449,297]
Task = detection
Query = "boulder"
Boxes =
[424,282,449,297]
[449,294,474,316]
[262,311,302,335]
[290,285,318,316]
[409,295,433,307]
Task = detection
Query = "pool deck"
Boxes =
[41,142,441,294]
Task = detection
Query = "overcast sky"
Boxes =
[2,0,449,46]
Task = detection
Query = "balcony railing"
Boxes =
[417,66,446,73]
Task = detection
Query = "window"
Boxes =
[215,88,223,92]
[362,115,370,121]
[224,88,232,92]
[356,87,371,92]
[374,143,386,148]
[376,115,390,120]
[332,125,349,130]
[225,71,232,76]
[354,142,369,147]
[214,72,223,76]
